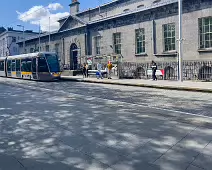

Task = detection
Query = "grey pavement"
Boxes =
[61,75,212,93]
[0,78,212,170]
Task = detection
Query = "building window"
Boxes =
[94,36,101,55]
[113,33,121,54]
[123,9,130,12]
[12,37,16,43]
[135,28,145,54]
[13,47,17,53]
[30,48,34,53]
[45,45,49,52]
[55,43,59,55]
[199,17,212,49]
[163,23,176,52]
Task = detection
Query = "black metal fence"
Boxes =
[118,60,212,81]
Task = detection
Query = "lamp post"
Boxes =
[17,25,25,54]
[178,0,183,82]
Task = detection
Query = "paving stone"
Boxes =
[46,142,109,169]
[111,161,160,170]
[176,127,211,153]
[118,141,170,165]
[154,154,191,170]
[78,141,126,166]
[201,141,212,157]
[162,145,199,164]
[192,154,212,170]
[57,130,92,149]
[0,153,25,170]
[106,133,151,157]
[187,165,204,170]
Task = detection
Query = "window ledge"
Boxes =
[154,51,177,57]
[135,53,147,57]
[198,48,212,52]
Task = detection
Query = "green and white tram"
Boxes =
[0,52,61,81]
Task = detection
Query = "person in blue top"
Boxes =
[97,62,103,79]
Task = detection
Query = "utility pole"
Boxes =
[178,0,183,82]
[49,16,51,52]
[39,22,41,52]
[17,25,25,54]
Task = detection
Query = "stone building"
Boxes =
[17,0,212,79]
[0,28,38,57]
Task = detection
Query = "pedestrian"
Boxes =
[107,61,113,79]
[151,60,157,81]
[97,62,103,79]
[85,63,89,78]
[82,63,86,78]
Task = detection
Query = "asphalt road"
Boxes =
[0,78,212,170]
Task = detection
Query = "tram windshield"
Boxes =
[45,54,60,72]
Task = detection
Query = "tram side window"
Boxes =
[0,61,4,71]
[7,60,11,72]
[16,60,21,72]
[26,59,32,72]
[32,58,36,72]
[21,60,26,72]
[38,57,49,72]
[12,60,16,71]
[21,59,32,72]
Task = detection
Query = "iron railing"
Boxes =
[118,60,212,81]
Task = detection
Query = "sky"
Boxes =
[0,0,111,32]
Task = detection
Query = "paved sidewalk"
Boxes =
[61,76,212,93]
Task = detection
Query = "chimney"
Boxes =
[69,0,80,15]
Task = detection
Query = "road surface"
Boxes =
[0,78,212,170]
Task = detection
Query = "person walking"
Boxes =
[107,61,113,79]
[82,63,86,78]
[85,63,89,78]
[151,60,157,81]
[97,62,103,79]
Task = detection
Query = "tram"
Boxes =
[0,52,61,81]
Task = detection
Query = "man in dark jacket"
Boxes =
[151,61,157,81]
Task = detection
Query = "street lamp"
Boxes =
[178,0,183,82]
[17,25,25,54]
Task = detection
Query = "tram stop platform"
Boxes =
[61,75,212,93]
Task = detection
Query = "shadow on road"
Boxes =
[0,82,212,170]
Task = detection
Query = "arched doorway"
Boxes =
[70,43,78,70]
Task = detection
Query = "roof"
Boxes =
[18,0,178,43]
[88,0,178,24]
[7,52,56,60]
[58,14,88,32]
[58,0,119,21]
[0,30,39,37]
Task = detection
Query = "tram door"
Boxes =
[32,58,37,80]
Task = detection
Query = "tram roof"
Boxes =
[7,52,56,60]
[0,57,7,61]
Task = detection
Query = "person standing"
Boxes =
[85,63,89,78]
[107,61,113,79]
[151,60,157,81]
[82,63,86,78]
[97,62,103,79]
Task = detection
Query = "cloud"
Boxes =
[47,3,63,10]
[16,3,69,32]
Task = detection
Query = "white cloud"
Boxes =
[16,3,69,32]
[47,3,63,10]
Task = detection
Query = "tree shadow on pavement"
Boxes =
[0,83,212,170]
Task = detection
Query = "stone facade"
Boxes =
[17,0,212,72]
[0,29,38,57]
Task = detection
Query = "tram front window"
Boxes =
[38,56,49,72]
[45,54,60,72]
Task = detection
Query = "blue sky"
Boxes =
[0,0,111,32]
